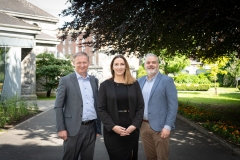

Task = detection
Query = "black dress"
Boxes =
[103,82,139,160]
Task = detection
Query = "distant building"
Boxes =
[0,0,60,99]
[184,58,202,74]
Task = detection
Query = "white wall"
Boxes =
[23,19,58,38]
[34,46,57,55]
[2,47,21,98]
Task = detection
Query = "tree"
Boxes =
[155,49,190,75]
[202,57,228,94]
[36,52,74,97]
[137,65,147,78]
[59,0,240,59]
[225,55,240,88]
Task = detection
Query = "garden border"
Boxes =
[177,114,240,156]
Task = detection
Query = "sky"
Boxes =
[26,0,71,27]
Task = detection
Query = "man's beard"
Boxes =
[146,68,158,75]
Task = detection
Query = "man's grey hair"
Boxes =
[145,53,159,63]
[72,51,89,61]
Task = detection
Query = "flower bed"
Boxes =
[178,104,240,146]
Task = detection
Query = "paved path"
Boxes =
[0,100,239,160]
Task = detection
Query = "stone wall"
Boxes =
[21,49,37,100]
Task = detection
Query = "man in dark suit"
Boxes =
[54,52,101,160]
[138,53,178,160]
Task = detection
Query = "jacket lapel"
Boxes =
[149,72,162,98]
[139,76,147,89]
[70,73,82,98]
[89,75,96,92]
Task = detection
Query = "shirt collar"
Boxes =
[75,71,90,80]
[145,72,159,82]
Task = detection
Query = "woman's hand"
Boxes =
[126,125,136,134]
[112,125,129,136]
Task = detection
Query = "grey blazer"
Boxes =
[54,72,101,136]
[138,72,178,132]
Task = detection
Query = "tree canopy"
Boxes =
[60,0,240,59]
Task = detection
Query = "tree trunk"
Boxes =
[46,89,51,97]
[215,79,217,95]
[236,77,238,88]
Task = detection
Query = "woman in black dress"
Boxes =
[97,55,144,160]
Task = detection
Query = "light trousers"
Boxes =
[140,121,169,160]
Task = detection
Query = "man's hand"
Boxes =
[96,134,101,137]
[160,128,170,139]
[58,130,68,140]
[112,125,129,136]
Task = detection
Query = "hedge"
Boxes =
[175,83,210,91]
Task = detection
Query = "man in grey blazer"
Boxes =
[54,52,101,160]
[138,53,178,160]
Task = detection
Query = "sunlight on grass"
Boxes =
[178,87,240,107]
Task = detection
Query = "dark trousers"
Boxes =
[63,122,96,160]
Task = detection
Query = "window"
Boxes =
[82,39,85,51]
[76,46,78,52]
[92,35,96,42]
[63,48,65,54]
[92,55,96,65]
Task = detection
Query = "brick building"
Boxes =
[57,35,98,66]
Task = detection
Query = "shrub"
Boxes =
[175,83,210,91]
[210,83,220,87]
[0,96,39,128]
[174,73,210,84]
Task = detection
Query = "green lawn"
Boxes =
[178,87,240,107]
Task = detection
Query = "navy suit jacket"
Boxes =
[138,72,178,131]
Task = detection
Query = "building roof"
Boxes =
[0,0,58,21]
[36,32,58,41]
[0,12,39,29]
[36,32,60,45]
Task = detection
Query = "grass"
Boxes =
[37,95,56,100]
[178,87,240,146]
[178,87,240,107]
